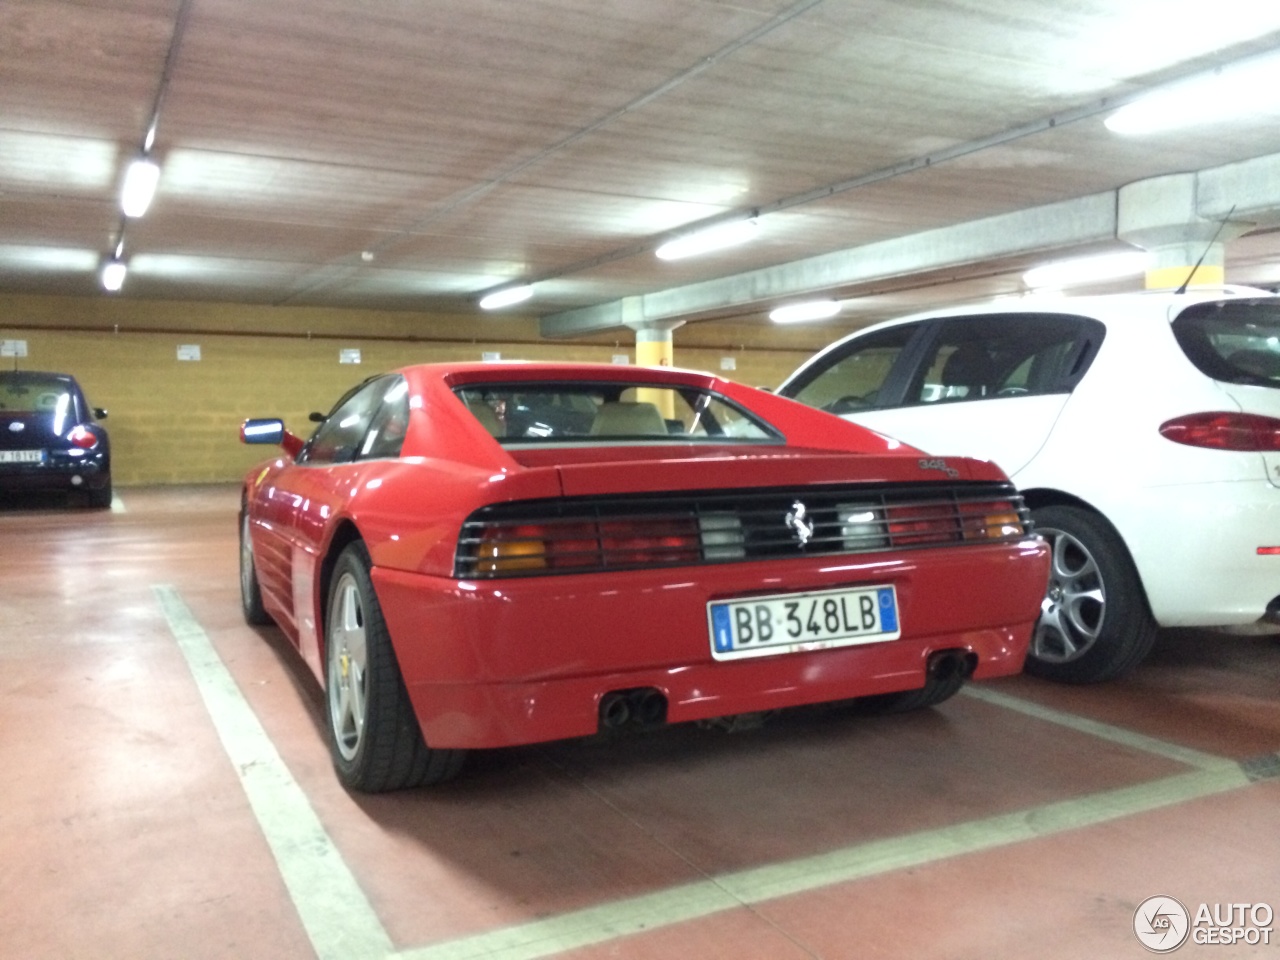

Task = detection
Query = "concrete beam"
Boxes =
[1197,152,1280,226]
[540,147,1280,339]
[540,192,1118,338]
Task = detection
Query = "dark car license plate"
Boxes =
[0,449,45,464]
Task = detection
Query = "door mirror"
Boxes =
[240,418,285,445]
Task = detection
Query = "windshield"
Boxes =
[1172,299,1280,387]
[453,382,782,445]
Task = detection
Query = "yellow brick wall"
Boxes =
[0,293,858,486]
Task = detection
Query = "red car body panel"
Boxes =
[372,541,1043,748]
[241,362,1050,750]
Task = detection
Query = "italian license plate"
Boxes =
[0,449,44,464]
[708,584,900,660]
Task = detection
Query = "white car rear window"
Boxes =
[1172,299,1280,386]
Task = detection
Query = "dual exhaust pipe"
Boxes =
[598,687,667,731]
[598,651,974,734]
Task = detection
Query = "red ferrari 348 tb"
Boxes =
[239,362,1049,792]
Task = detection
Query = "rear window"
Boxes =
[1172,299,1280,387]
[0,375,76,416]
[453,382,781,445]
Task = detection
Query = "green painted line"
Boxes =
[394,764,1251,960]
[961,684,1232,770]
[154,585,392,960]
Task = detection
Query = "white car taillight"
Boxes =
[1159,412,1280,451]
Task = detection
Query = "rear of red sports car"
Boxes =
[240,362,1049,791]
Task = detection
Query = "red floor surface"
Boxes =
[3,485,1278,959]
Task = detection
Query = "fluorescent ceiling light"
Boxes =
[1023,252,1149,289]
[655,218,758,260]
[770,300,843,324]
[121,158,161,217]
[1105,50,1280,135]
[479,283,534,310]
[101,259,127,292]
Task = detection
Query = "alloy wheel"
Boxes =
[327,572,369,761]
[1031,526,1106,663]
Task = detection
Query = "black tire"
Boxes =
[86,477,113,509]
[1026,504,1157,684]
[324,542,465,792]
[239,509,273,626]
[852,657,969,714]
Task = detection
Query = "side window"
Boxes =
[785,324,919,414]
[908,313,1104,405]
[299,377,393,465]
[359,377,411,459]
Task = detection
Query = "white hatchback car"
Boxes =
[778,287,1280,683]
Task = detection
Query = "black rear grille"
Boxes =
[455,482,1031,578]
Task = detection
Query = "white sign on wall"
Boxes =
[720,357,737,371]
[177,344,202,361]
[1,339,28,357]
[481,351,501,362]
[612,354,630,365]
[339,348,362,364]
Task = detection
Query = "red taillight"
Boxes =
[67,425,98,450]
[596,519,700,566]
[887,503,957,544]
[1159,412,1280,451]
[475,518,701,573]
[887,500,1024,545]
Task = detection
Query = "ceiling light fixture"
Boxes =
[101,258,127,292]
[655,218,758,261]
[770,300,843,324]
[121,158,161,217]
[1022,251,1150,289]
[1105,49,1280,136]
[479,283,534,310]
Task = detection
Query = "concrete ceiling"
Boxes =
[4,0,1280,339]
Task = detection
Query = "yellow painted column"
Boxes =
[634,333,673,369]
[1144,256,1224,290]
[628,320,683,418]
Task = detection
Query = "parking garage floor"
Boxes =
[3,485,1279,960]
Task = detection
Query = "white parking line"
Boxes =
[960,685,1232,770]
[154,585,1259,960]
[154,585,392,960]
[394,764,1251,960]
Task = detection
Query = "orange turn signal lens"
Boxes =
[958,501,1023,540]
[982,510,1024,539]
[476,529,547,573]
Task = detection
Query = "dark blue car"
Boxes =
[0,370,111,508]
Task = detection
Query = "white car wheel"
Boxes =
[1027,505,1157,684]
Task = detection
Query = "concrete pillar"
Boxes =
[625,314,685,418]
[1117,172,1254,289]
